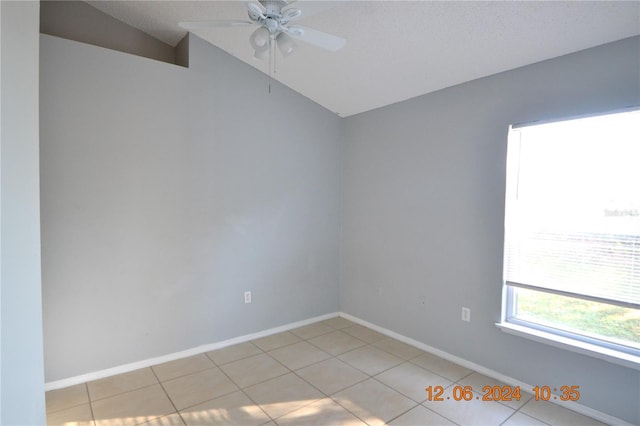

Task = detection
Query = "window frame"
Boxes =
[497,107,640,370]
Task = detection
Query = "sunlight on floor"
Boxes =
[46,318,610,426]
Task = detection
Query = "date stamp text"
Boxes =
[425,385,580,402]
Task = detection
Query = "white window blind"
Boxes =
[504,109,640,309]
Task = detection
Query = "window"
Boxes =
[500,108,640,367]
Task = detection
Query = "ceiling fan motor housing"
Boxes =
[263,18,280,36]
[251,0,300,39]
[260,0,288,16]
[180,0,345,60]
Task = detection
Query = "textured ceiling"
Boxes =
[88,1,640,117]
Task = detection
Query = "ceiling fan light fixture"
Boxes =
[181,1,346,63]
[253,46,270,60]
[277,33,296,56]
[250,26,270,49]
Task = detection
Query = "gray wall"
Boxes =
[40,20,639,423]
[341,36,640,424]
[41,1,176,65]
[40,33,342,382]
[1,1,46,424]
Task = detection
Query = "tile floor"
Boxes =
[46,317,607,426]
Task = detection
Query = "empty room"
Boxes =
[1,1,639,425]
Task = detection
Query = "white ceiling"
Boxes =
[88,1,640,117]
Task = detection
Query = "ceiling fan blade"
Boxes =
[281,7,302,23]
[285,25,346,51]
[285,1,338,20]
[247,2,266,21]
[179,20,254,30]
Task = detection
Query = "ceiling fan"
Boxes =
[179,0,346,60]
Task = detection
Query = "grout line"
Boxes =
[204,340,265,367]
[370,369,429,405]
[219,355,291,391]
[288,323,338,341]
[43,388,94,416]
[253,326,370,424]
[251,333,304,352]
[407,357,472,384]
[383,401,422,425]
[85,382,97,426]
[423,404,463,426]
[155,365,218,385]
[88,381,160,403]
[148,367,186,425]
[212,352,294,424]
[321,363,425,426]
[499,410,519,426]
[54,318,596,426]
[304,334,368,356]
[323,382,375,426]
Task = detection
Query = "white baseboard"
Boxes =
[44,312,339,391]
[339,312,633,426]
[45,310,632,425]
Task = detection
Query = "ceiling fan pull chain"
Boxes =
[268,37,272,94]
[273,38,277,75]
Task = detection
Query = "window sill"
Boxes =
[496,322,640,371]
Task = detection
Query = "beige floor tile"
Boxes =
[179,390,270,426]
[422,386,514,426]
[457,372,532,410]
[338,345,404,376]
[307,330,367,356]
[244,373,324,419]
[388,405,455,426]
[276,397,367,426]
[268,341,332,371]
[372,338,424,360]
[341,325,387,343]
[92,384,175,426]
[88,368,158,401]
[152,354,215,382]
[374,361,452,403]
[220,353,289,388]
[322,317,356,330]
[162,367,238,410]
[140,412,185,425]
[206,342,263,366]
[290,322,335,340]
[332,378,417,426]
[46,383,90,414]
[46,403,94,426]
[502,412,549,426]
[410,352,473,381]
[296,358,368,395]
[520,399,607,425]
[252,332,301,352]
[47,322,608,426]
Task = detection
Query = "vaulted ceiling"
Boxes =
[88,1,640,117]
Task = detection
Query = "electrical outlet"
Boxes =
[461,307,471,322]
[419,295,426,305]
[244,291,252,304]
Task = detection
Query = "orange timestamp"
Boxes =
[425,385,580,402]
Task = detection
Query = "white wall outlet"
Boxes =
[419,295,426,305]
[461,307,471,322]
[244,291,252,304]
